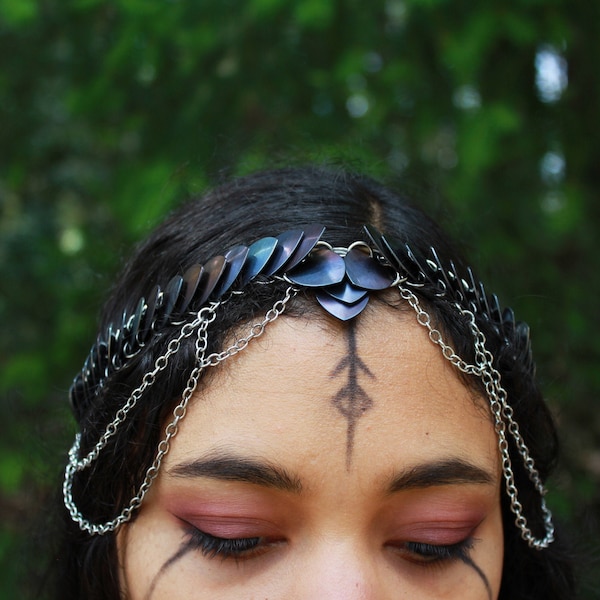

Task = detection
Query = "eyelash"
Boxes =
[186,526,474,566]
[398,538,475,566]
[186,527,269,560]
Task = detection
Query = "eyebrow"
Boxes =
[386,458,495,494]
[169,452,494,496]
[168,451,303,493]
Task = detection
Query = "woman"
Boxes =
[57,166,574,598]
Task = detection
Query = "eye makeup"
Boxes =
[185,526,278,560]
[396,538,475,565]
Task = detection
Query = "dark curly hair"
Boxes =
[50,166,575,599]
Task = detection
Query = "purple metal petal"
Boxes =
[106,323,123,369]
[364,225,414,278]
[286,248,345,287]
[237,237,278,286]
[325,281,368,303]
[157,275,184,326]
[403,244,430,284]
[316,292,370,321]
[345,247,396,290]
[89,340,103,386]
[212,245,249,297]
[263,230,304,276]
[198,255,226,304]
[283,224,326,271]
[363,225,394,264]
[130,296,146,344]
[179,264,204,313]
[94,339,109,375]
[139,285,161,342]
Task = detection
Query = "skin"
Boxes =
[330,322,375,468]
[119,306,504,599]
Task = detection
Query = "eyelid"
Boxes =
[383,511,486,545]
[178,515,282,540]
[184,523,284,562]
[390,524,479,546]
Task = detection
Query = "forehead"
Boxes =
[168,306,499,485]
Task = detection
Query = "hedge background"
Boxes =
[1,0,598,596]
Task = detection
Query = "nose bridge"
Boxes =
[293,537,382,600]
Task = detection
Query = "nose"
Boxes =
[291,540,385,600]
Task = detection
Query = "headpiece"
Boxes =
[64,224,554,549]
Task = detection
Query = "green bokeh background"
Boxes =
[1,0,598,596]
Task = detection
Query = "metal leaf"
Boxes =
[198,255,226,304]
[325,281,368,303]
[238,237,278,286]
[345,247,395,290]
[157,275,184,327]
[130,297,146,344]
[283,224,326,271]
[212,245,249,297]
[316,292,370,321]
[179,264,204,314]
[263,229,304,276]
[139,285,162,342]
[286,247,345,287]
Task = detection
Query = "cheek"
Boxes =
[118,510,190,599]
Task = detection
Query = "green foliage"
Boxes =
[1,0,599,596]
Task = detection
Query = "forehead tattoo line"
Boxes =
[329,321,375,469]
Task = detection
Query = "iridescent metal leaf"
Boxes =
[363,224,385,252]
[316,292,370,321]
[502,307,516,331]
[200,255,226,303]
[157,275,184,327]
[403,244,432,286]
[345,247,395,290]
[130,297,146,344]
[477,282,492,320]
[489,294,502,323]
[447,260,467,303]
[94,339,109,375]
[325,281,368,303]
[364,226,407,273]
[283,224,326,271]
[286,247,345,287]
[238,237,278,286]
[263,229,304,276]
[88,341,101,388]
[106,324,123,370]
[139,285,162,342]
[428,247,452,295]
[179,264,204,313]
[212,245,249,297]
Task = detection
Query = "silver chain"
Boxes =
[399,286,554,549]
[65,279,554,548]
[63,287,297,535]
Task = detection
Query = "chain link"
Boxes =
[63,288,297,535]
[66,279,554,547]
[399,285,555,549]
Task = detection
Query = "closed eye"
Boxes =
[186,526,280,560]
[389,538,475,566]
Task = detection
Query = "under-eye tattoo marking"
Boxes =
[329,322,374,467]
[459,554,493,600]
[145,538,196,600]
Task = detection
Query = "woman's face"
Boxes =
[118,307,504,599]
